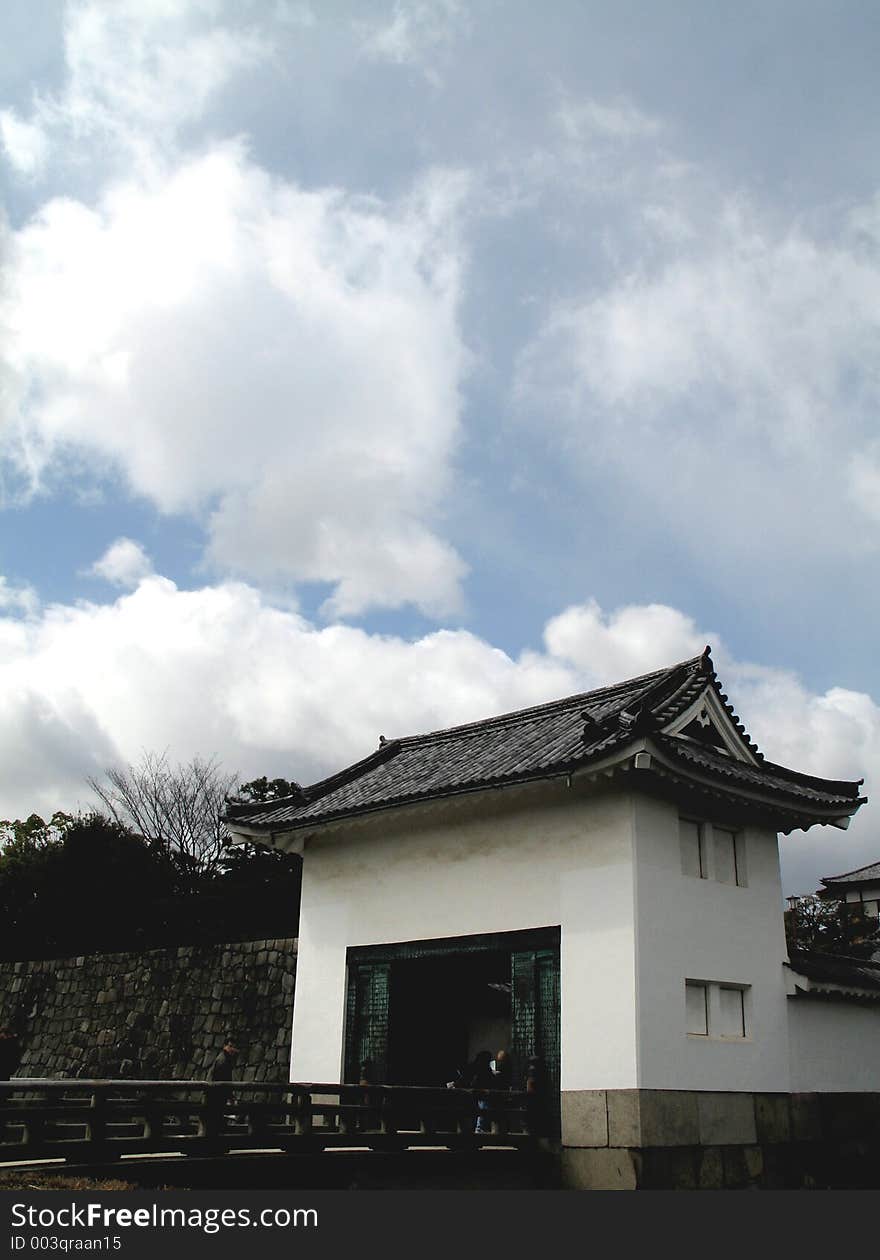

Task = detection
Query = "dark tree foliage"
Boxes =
[231,776,302,804]
[222,776,304,937]
[0,790,301,960]
[0,812,173,959]
[784,894,879,959]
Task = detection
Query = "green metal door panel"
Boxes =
[511,946,560,1135]
[510,950,537,1087]
[344,962,391,1083]
[536,948,561,1102]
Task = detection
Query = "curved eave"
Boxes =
[228,735,863,845]
[637,744,863,833]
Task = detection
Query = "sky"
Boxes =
[1,0,879,896]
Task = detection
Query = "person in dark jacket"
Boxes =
[0,1029,21,1081]
[209,1039,239,1082]
[468,1050,495,1135]
[491,1048,512,1088]
[207,1039,240,1125]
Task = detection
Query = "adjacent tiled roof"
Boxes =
[788,949,880,997]
[657,739,862,810]
[820,860,880,889]
[225,648,865,835]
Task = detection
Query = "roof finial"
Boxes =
[378,735,387,746]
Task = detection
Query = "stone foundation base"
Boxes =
[560,1089,880,1189]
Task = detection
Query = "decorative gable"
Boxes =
[663,686,759,765]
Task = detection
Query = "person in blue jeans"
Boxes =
[468,1051,495,1134]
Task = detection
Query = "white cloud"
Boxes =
[543,599,707,682]
[1,0,271,178]
[0,580,874,896]
[1,147,471,615]
[516,188,880,583]
[88,538,153,588]
[0,111,49,177]
[359,0,467,76]
[0,574,575,823]
[0,576,40,617]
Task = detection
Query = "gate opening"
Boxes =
[345,926,560,1132]
[387,951,511,1087]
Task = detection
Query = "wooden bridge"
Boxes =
[0,1079,544,1167]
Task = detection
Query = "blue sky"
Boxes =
[1,1,879,895]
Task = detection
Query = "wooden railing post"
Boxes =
[379,1088,397,1137]
[293,1089,312,1136]
[87,1089,106,1149]
[140,1090,160,1143]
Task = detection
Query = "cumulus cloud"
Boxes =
[0,574,574,823]
[0,579,874,895]
[0,0,270,177]
[543,600,707,682]
[88,538,153,588]
[1,143,471,615]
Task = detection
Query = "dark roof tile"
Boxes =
[788,949,880,995]
[226,649,865,833]
[820,860,880,887]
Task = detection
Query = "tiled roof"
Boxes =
[820,860,880,888]
[657,739,862,808]
[788,949,880,996]
[225,648,865,834]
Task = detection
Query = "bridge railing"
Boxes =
[0,1079,543,1164]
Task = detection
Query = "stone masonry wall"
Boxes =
[0,938,296,1082]
[560,1088,880,1189]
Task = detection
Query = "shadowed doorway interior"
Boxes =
[387,951,511,1087]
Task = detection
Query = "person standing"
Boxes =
[208,1038,240,1126]
[209,1039,239,1081]
[468,1050,494,1135]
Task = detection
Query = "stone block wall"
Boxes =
[0,938,296,1082]
[560,1088,880,1189]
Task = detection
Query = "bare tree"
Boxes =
[87,752,237,887]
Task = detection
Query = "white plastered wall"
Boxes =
[788,998,880,1091]
[289,781,639,1091]
[632,793,793,1092]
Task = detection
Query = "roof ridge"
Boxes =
[388,655,705,747]
[820,859,880,883]
[300,739,402,804]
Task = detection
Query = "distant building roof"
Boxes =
[226,648,865,839]
[820,860,880,890]
[787,949,880,1000]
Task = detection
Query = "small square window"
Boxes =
[680,819,746,887]
[686,979,750,1039]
